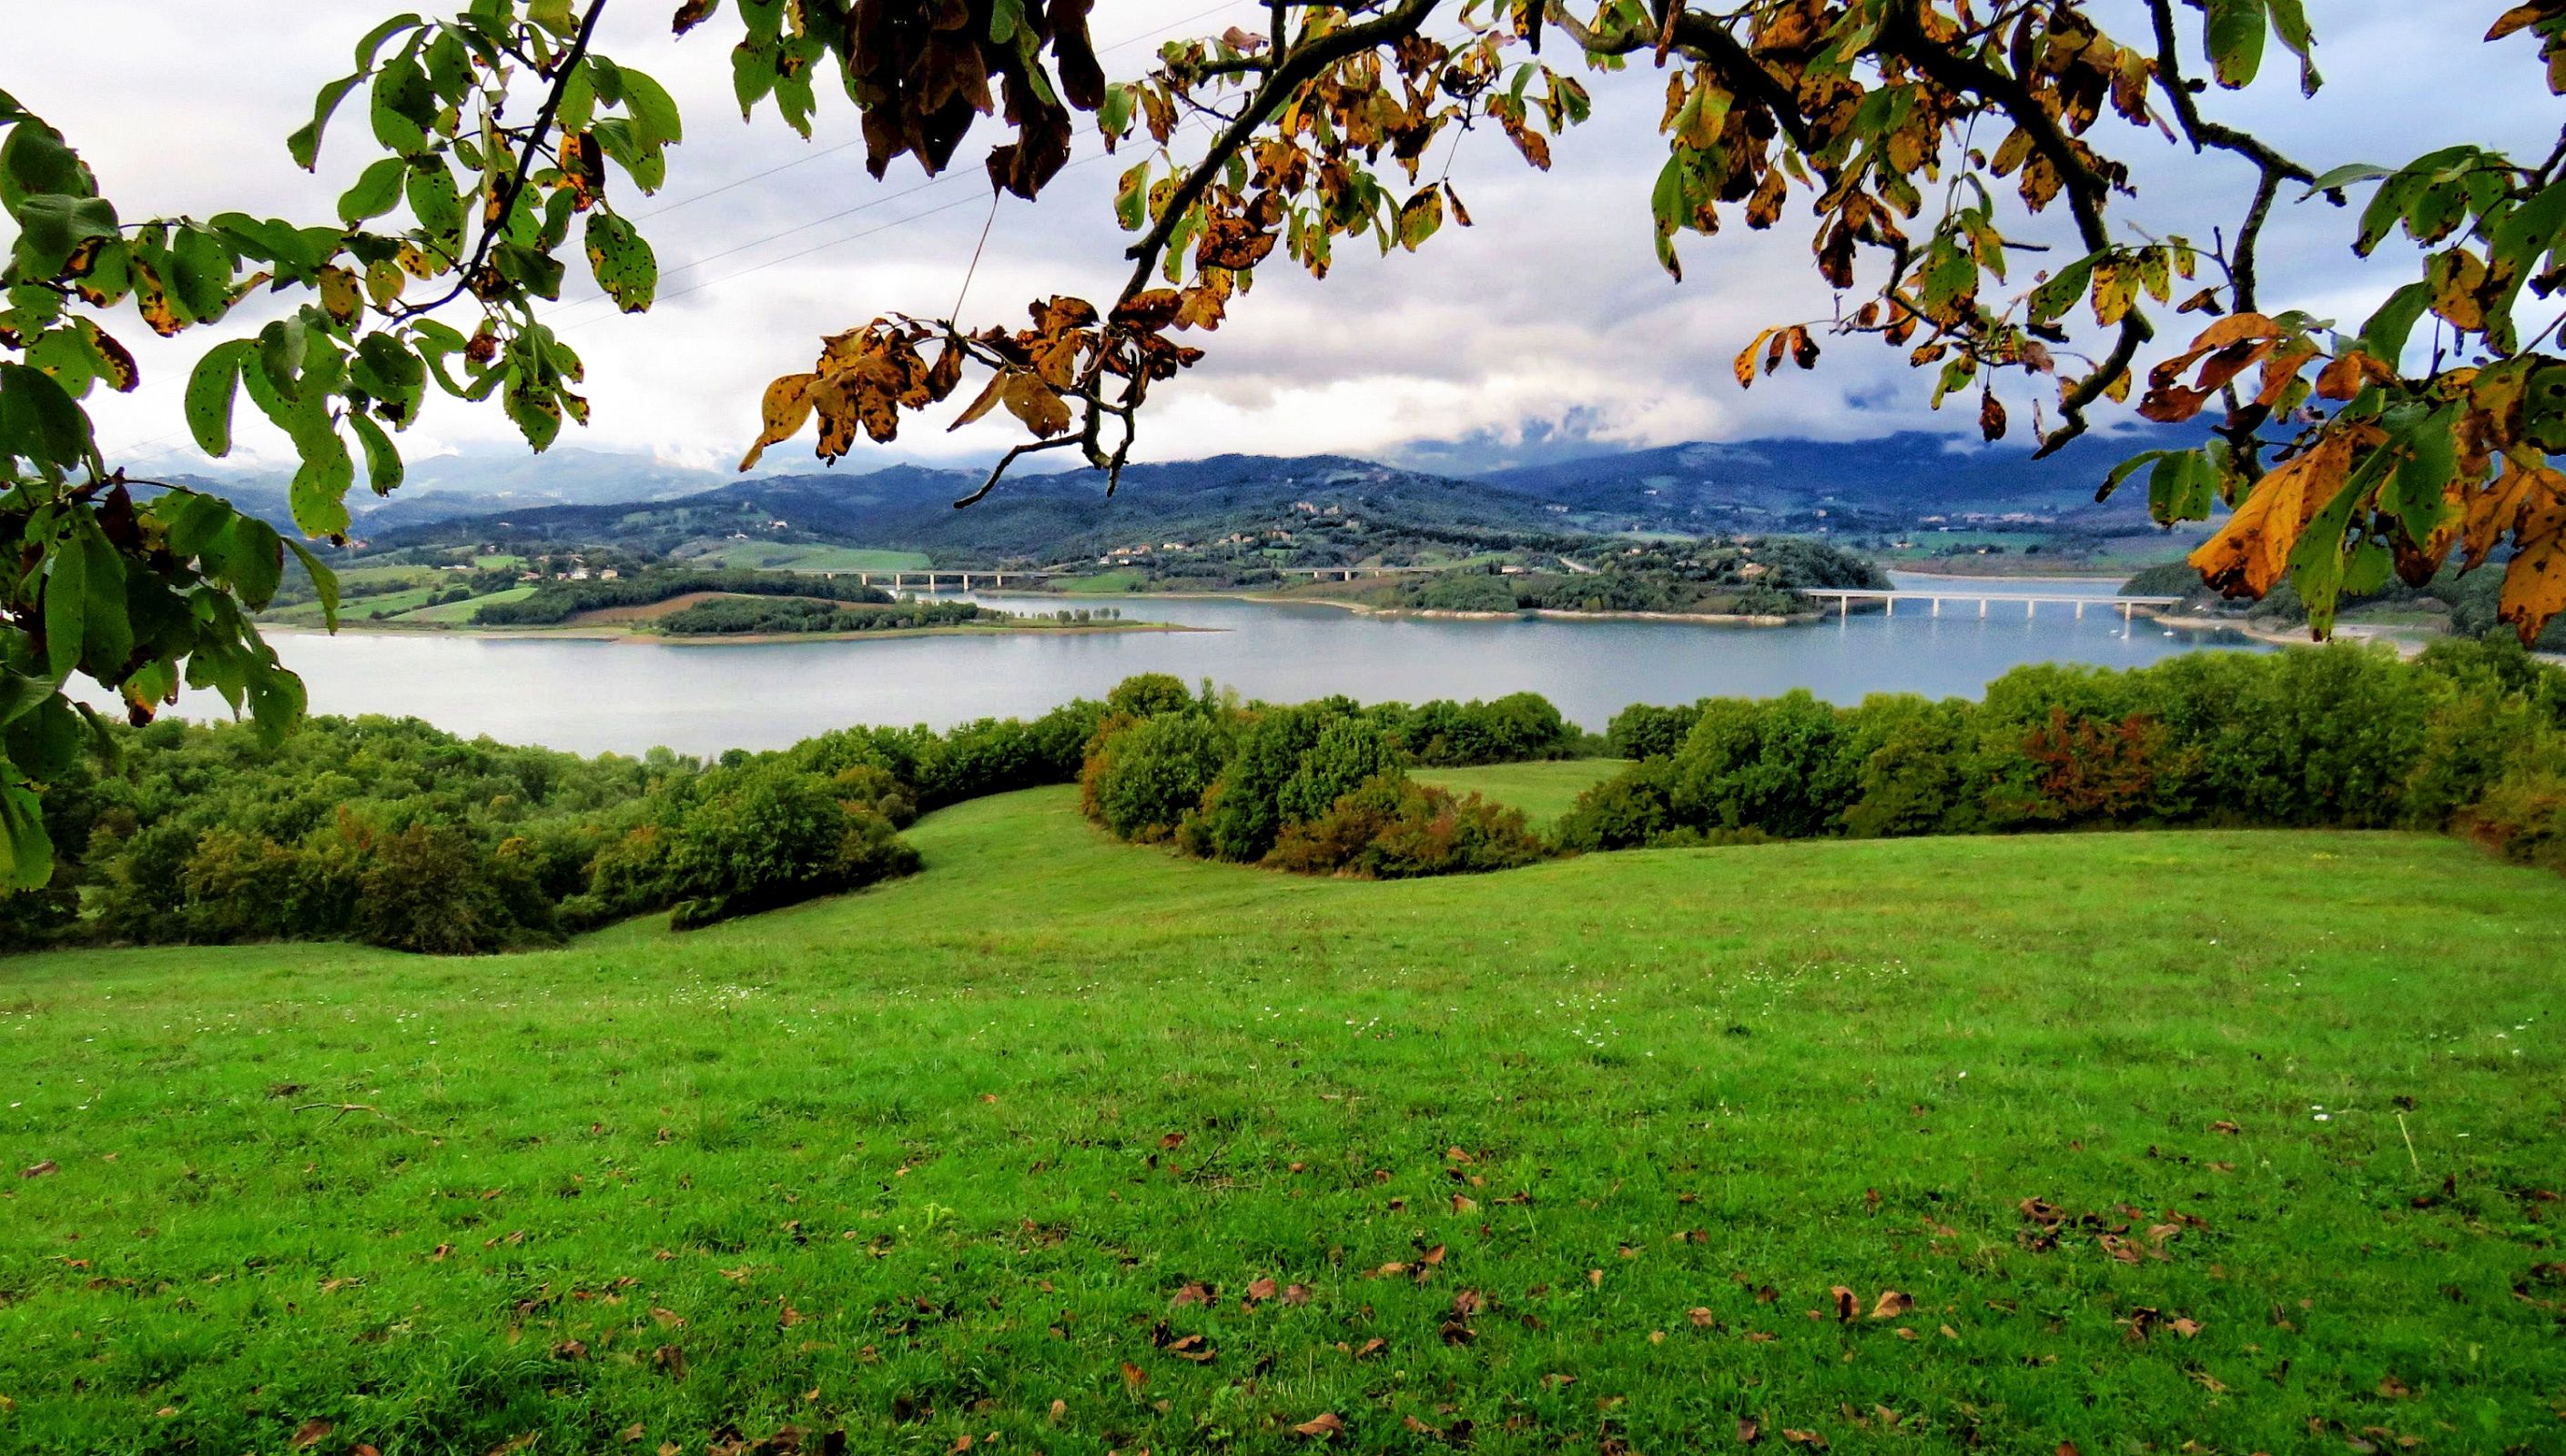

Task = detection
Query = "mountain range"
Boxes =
[178,426,2206,562]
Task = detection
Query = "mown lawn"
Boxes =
[4,793,2564,1454]
[1414,761,1629,828]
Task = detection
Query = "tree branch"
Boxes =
[395,0,610,319]
[1120,0,1438,299]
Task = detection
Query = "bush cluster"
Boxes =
[21,693,1117,955]
[471,570,894,626]
[655,597,989,635]
[1078,677,1554,876]
[1562,642,2566,864]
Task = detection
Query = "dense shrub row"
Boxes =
[471,570,894,626]
[655,597,990,635]
[1570,641,2566,867]
[1076,677,1557,877]
[6,695,1119,955]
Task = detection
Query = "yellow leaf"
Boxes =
[737,372,817,470]
[2187,427,2364,599]
[2498,468,2566,643]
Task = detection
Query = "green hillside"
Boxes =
[4,791,2562,1454]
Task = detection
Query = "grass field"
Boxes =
[5,794,2565,1454]
[390,585,538,624]
[1414,761,1628,827]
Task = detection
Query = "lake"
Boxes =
[198,573,2257,757]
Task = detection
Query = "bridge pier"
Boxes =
[1931,598,1942,617]
[2075,601,2086,620]
[2026,598,2036,619]
[1978,599,1988,619]
[1884,596,1895,618]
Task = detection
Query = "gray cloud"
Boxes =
[8,0,2551,483]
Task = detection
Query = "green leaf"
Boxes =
[158,490,236,558]
[0,770,56,892]
[347,408,404,495]
[1395,187,1444,251]
[284,539,341,632]
[208,212,326,276]
[185,339,252,457]
[2302,162,2387,197]
[10,193,118,277]
[2360,280,2433,365]
[528,0,577,37]
[75,521,132,682]
[583,212,657,311]
[41,521,86,682]
[2204,0,2267,88]
[731,37,778,117]
[989,0,1026,43]
[350,12,426,72]
[2097,449,2165,503]
[338,157,408,225]
[0,119,89,210]
[2386,404,2460,535]
[0,670,55,731]
[288,73,365,170]
[2031,252,2098,324]
[2263,0,2318,93]
[212,515,284,608]
[0,360,97,477]
[619,66,684,149]
[258,317,309,402]
[370,54,435,155]
[169,226,237,320]
[288,430,356,539]
[406,158,465,247]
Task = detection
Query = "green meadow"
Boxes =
[1414,761,1630,828]
[4,786,2563,1454]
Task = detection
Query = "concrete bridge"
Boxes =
[792,568,1063,592]
[1802,588,2184,621]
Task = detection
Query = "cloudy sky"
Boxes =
[8,1,2558,483]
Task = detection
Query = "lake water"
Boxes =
[201,573,2257,757]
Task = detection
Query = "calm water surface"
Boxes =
[215,573,2254,757]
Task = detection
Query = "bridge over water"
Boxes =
[1803,588,2182,621]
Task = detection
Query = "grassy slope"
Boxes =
[1414,761,1628,827]
[5,797,2565,1454]
[392,585,537,624]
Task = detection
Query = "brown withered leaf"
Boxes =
[1739,1418,1761,1443]
[1980,390,2008,442]
[2499,495,2566,643]
[1689,1307,1718,1327]
[1000,372,1072,438]
[289,1419,332,1450]
[20,1160,56,1179]
[1282,1283,1312,1306]
[2188,425,2372,600]
[1158,1131,1186,1150]
[1244,1277,1278,1304]
[1869,1289,1913,1320]
[652,1344,687,1379]
[1830,1286,1859,1322]
[1292,1412,1347,1439]
[1121,1360,1148,1390]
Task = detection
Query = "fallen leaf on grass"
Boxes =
[1351,1338,1386,1360]
[1244,1277,1278,1303]
[1159,1133,1186,1149]
[1049,1400,1066,1423]
[1738,1418,1760,1443]
[1869,1290,1912,1320]
[1169,1282,1213,1309]
[1830,1287,1858,1322]
[1121,1360,1147,1390]
[1164,1333,1214,1363]
[289,1419,331,1450]
[2212,1120,2240,1134]
[1293,1412,1345,1439]
[553,1339,588,1360]
[652,1344,686,1379]
[20,1161,56,1179]
[1689,1307,1717,1328]
[1781,1429,1827,1448]
[620,1424,644,1443]
[1283,1283,1312,1306]
[2378,1376,2412,1398]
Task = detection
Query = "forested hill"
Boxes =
[1476,424,2209,534]
[359,454,1589,565]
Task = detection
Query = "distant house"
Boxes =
[600,569,620,581]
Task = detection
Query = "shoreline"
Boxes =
[1006,586,1821,627]
[259,620,1208,646]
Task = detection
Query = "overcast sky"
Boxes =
[7,1,2557,482]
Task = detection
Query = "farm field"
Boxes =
[3,791,2563,1453]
